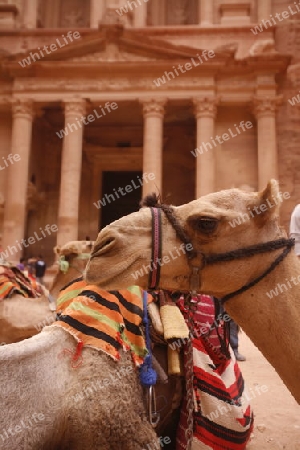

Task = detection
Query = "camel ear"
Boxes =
[255,179,280,226]
[54,245,61,255]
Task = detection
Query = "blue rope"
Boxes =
[139,291,157,388]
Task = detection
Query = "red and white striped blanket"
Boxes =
[176,295,254,450]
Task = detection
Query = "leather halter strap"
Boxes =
[148,207,162,290]
[147,202,295,303]
[189,237,295,304]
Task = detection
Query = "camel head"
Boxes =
[50,240,94,299]
[85,180,286,298]
[54,240,94,258]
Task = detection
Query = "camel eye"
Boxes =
[196,217,218,234]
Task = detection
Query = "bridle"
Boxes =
[59,253,92,276]
[142,195,295,450]
[145,200,295,304]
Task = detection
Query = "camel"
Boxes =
[0,292,181,450]
[85,179,300,404]
[1,239,172,450]
[0,223,254,448]
[50,240,94,299]
[0,241,93,344]
[0,328,162,450]
[0,294,56,344]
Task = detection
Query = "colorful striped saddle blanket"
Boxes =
[0,265,40,300]
[52,278,153,367]
[54,282,253,449]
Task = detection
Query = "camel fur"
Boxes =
[85,180,300,404]
[0,327,162,450]
[0,241,92,344]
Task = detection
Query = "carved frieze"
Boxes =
[218,78,255,88]
[248,39,277,57]
[14,76,212,93]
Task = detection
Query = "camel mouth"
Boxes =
[91,237,116,258]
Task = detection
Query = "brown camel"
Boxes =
[50,239,93,299]
[0,241,93,344]
[85,179,300,404]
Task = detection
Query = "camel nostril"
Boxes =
[91,237,116,257]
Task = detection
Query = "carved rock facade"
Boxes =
[0,0,298,262]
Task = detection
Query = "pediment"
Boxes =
[48,24,226,63]
[5,24,237,69]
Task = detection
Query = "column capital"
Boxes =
[193,96,219,119]
[64,99,86,117]
[141,98,167,118]
[252,95,283,118]
[11,99,33,119]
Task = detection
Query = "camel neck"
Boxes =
[225,251,300,404]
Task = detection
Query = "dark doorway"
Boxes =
[100,171,143,229]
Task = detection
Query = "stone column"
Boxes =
[2,100,33,262]
[193,97,218,198]
[134,0,148,27]
[90,0,106,28]
[200,0,214,25]
[141,99,166,196]
[0,112,12,241]
[90,166,102,235]
[257,0,272,22]
[253,96,282,190]
[23,0,38,28]
[57,100,86,247]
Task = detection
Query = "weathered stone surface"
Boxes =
[0,1,298,262]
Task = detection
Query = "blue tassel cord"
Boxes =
[139,291,157,388]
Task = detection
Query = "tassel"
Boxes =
[139,291,158,388]
[73,340,84,361]
[139,355,158,387]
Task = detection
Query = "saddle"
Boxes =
[0,265,40,300]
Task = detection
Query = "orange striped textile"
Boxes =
[0,268,40,300]
[52,278,154,366]
[0,275,17,299]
